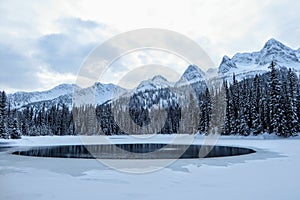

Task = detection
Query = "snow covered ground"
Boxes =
[1,134,300,200]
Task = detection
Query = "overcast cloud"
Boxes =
[0,0,299,93]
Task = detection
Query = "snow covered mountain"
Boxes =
[73,82,126,107]
[135,75,174,92]
[219,38,300,80]
[8,84,79,109]
[7,38,300,110]
[175,64,205,87]
[8,82,126,109]
[7,64,207,110]
[134,64,206,92]
[296,48,300,59]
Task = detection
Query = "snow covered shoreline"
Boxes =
[1,133,299,146]
[1,133,299,148]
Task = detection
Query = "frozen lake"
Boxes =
[1,134,300,200]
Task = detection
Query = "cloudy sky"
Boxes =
[1,0,300,93]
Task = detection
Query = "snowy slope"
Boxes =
[8,83,127,109]
[219,38,300,80]
[135,64,206,93]
[7,84,79,109]
[129,65,207,109]
[175,64,205,87]
[296,48,300,59]
[135,75,174,92]
[18,65,206,110]
[73,82,126,106]
[23,94,73,110]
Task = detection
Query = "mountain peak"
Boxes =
[151,75,168,82]
[259,38,298,65]
[262,38,292,52]
[135,75,171,92]
[218,38,300,76]
[182,64,204,78]
[175,64,204,87]
[264,38,282,46]
[222,55,230,61]
[184,64,202,74]
[219,55,237,73]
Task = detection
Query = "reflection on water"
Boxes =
[12,144,255,159]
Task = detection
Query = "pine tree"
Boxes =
[0,91,9,139]
[268,61,282,135]
[252,75,263,135]
[296,85,300,132]
[199,88,211,134]
[237,79,250,135]
[224,80,233,135]
[261,91,271,132]
[7,102,14,138]
[278,80,289,136]
[286,68,299,133]
[230,74,240,134]
[20,107,29,136]
[10,109,21,139]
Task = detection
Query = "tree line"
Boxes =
[0,61,299,139]
[0,97,76,138]
[222,62,299,137]
[0,91,21,139]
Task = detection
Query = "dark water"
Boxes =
[0,147,12,152]
[12,144,255,159]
